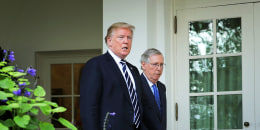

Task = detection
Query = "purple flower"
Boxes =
[24,91,31,97]
[10,51,14,55]
[109,112,116,116]
[27,68,36,76]
[18,69,24,73]
[18,82,26,87]
[15,66,24,73]
[2,50,7,61]
[8,54,15,62]
[13,89,22,96]
[1,99,8,103]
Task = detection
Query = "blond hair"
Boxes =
[104,22,135,44]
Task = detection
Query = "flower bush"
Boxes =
[0,47,77,130]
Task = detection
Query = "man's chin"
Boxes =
[121,53,129,57]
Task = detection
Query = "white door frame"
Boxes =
[35,49,101,127]
[175,3,255,130]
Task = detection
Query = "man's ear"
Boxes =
[107,38,112,47]
[141,61,146,70]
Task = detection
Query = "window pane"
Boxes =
[74,63,85,95]
[52,97,72,128]
[51,64,72,95]
[217,56,242,91]
[217,18,241,54]
[190,96,214,130]
[190,58,213,93]
[189,20,213,56]
[217,94,242,129]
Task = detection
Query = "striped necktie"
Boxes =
[120,60,140,128]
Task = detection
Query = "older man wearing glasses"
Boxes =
[140,48,167,130]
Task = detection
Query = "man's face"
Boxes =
[107,28,133,59]
[142,54,164,84]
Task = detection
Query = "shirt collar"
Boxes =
[142,73,156,87]
[108,49,122,64]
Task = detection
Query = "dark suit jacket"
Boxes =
[141,73,167,130]
[80,52,144,130]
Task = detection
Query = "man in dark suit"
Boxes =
[140,48,167,130]
[80,22,145,130]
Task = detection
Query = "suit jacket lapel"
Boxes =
[141,74,161,119]
[157,82,165,114]
[104,52,132,104]
[157,82,167,125]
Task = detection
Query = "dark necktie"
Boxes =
[120,60,140,128]
[152,84,161,113]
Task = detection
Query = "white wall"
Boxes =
[175,0,257,10]
[0,0,103,68]
[103,0,148,71]
[254,3,260,128]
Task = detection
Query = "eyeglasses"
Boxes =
[149,63,166,68]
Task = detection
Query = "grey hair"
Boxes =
[140,48,163,64]
[104,22,135,44]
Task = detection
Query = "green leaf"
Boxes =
[25,81,30,86]
[39,105,52,115]
[0,110,6,116]
[14,115,30,128]
[18,81,30,86]
[0,78,15,89]
[2,66,15,72]
[20,96,30,102]
[39,122,55,130]
[25,123,39,130]
[24,87,33,92]
[2,119,15,127]
[58,117,77,130]
[52,107,67,113]
[0,106,9,111]
[10,87,19,92]
[30,116,40,125]
[34,86,46,97]
[0,103,19,110]
[35,97,45,101]
[17,78,29,82]
[44,101,58,107]
[0,122,8,130]
[32,103,47,107]
[30,108,39,115]
[21,103,32,113]
[26,124,38,130]
[0,61,7,67]
[0,91,7,100]
[8,103,20,108]
[17,96,23,102]
[0,73,9,79]
[0,91,13,100]
[9,72,26,77]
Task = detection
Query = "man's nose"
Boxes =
[123,37,129,43]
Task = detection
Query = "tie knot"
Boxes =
[152,84,158,95]
[120,59,126,65]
